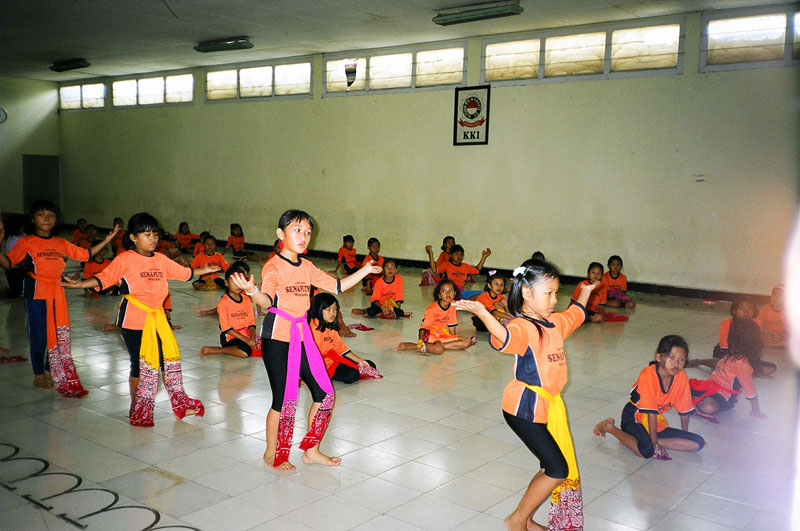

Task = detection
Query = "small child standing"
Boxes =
[352,258,406,318]
[469,271,510,331]
[398,279,475,354]
[758,284,788,347]
[573,262,607,323]
[191,235,229,290]
[421,236,455,286]
[593,335,705,460]
[200,266,260,358]
[333,235,358,275]
[361,237,384,295]
[309,293,381,383]
[603,255,636,309]
[0,201,119,395]
[428,244,491,292]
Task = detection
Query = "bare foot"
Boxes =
[526,518,546,531]
[33,374,54,391]
[199,346,213,356]
[264,451,296,470]
[340,328,357,338]
[302,447,341,467]
[505,513,544,531]
[398,342,418,350]
[593,418,614,438]
[184,408,201,416]
[102,323,120,332]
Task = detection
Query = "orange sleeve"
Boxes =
[465,264,479,275]
[161,254,193,282]
[226,236,234,249]
[216,253,230,271]
[308,261,339,294]
[635,368,659,414]
[5,238,29,267]
[572,281,584,301]
[718,318,731,348]
[217,296,233,333]
[489,318,528,355]
[189,254,203,268]
[549,303,586,339]
[734,358,758,399]
[94,253,127,289]
[672,372,696,415]
[60,238,92,263]
[596,282,607,304]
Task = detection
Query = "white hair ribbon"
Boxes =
[513,266,526,277]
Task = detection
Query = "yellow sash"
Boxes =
[124,295,181,369]
[630,400,668,434]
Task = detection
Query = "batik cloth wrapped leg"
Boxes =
[268,307,335,467]
[323,349,382,380]
[526,385,583,531]
[33,275,87,398]
[608,289,632,304]
[124,295,204,426]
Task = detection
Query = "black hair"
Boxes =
[178,221,189,233]
[278,209,314,231]
[655,335,689,359]
[225,260,250,280]
[587,262,604,276]
[308,292,340,332]
[383,258,397,269]
[125,213,160,250]
[230,223,242,235]
[77,218,87,225]
[85,224,96,231]
[367,237,380,247]
[30,200,59,218]
[343,234,355,244]
[441,236,455,251]
[433,278,459,301]
[113,217,124,224]
[202,234,216,244]
[272,239,280,251]
[607,255,623,268]
[450,244,464,255]
[198,230,210,241]
[531,251,545,261]
[507,259,561,346]
[727,318,762,369]
[730,299,753,317]
[484,271,506,292]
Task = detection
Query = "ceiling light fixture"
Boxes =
[194,37,253,53]
[433,0,523,26]
[49,58,90,72]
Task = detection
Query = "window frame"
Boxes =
[204,57,314,103]
[700,4,799,72]
[481,16,685,86]
[104,69,196,109]
[322,41,468,98]
[58,82,107,112]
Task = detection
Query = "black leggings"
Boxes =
[365,302,404,318]
[503,411,568,479]
[262,339,329,411]
[121,328,163,378]
[620,402,705,458]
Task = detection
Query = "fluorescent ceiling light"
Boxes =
[194,37,253,53]
[49,58,90,72]
[433,1,523,26]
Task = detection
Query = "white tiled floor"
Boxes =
[0,255,796,530]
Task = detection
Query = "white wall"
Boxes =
[47,13,800,294]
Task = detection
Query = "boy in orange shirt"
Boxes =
[352,258,406,318]
[191,235,229,290]
[428,244,490,291]
[200,266,259,358]
[334,234,358,275]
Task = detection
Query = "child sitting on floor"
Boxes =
[759,284,788,347]
[398,279,475,354]
[689,318,767,422]
[593,335,705,460]
[603,255,636,309]
[174,221,200,254]
[573,262,608,323]
[421,236,455,286]
[71,218,89,247]
[191,235,229,290]
[361,237,384,295]
[200,265,260,358]
[428,244,491,292]
[82,245,117,297]
[309,293,381,383]
[225,223,266,262]
[469,270,510,330]
[352,258,406,319]
[193,231,210,257]
[334,235,358,275]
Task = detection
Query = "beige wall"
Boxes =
[29,13,799,294]
[0,76,60,213]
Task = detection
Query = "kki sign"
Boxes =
[453,85,490,146]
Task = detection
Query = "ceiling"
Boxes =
[0,0,781,82]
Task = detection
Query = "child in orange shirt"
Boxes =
[225,223,266,262]
[174,221,200,253]
[200,266,260,358]
[593,335,705,460]
[603,255,635,309]
[230,209,382,470]
[421,235,455,286]
[689,318,766,422]
[309,293,381,383]
[77,224,99,251]
[572,262,607,323]
[759,284,788,347]
[155,229,182,260]
[82,245,117,296]
[333,235,358,274]
[352,258,406,319]
[191,235,229,290]
[1,201,118,395]
[428,244,491,291]
[71,218,89,246]
[62,212,220,426]
[110,217,126,252]
[192,231,209,257]
[469,271,510,331]
[360,237,384,295]
[398,279,475,354]
[455,259,596,531]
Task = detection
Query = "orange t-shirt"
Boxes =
[78,239,93,250]
[361,254,384,284]
[710,355,757,400]
[758,304,786,334]
[602,271,627,292]
[226,235,245,252]
[629,363,695,432]
[190,252,229,280]
[371,275,404,306]
[71,228,89,246]
[6,234,90,299]
[310,319,351,373]
[193,241,204,256]
[437,261,479,289]
[475,291,504,313]
[94,250,193,330]
[175,232,200,250]
[83,257,111,279]
[572,280,607,311]
[419,300,458,333]
[260,255,340,342]
[337,246,357,268]
[116,245,127,256]
[435,251,449,269]
[156,239,177,255]
[111,230,126,249]
[491,303,585,423]
[217,292,255,341]
[718,317,733,348]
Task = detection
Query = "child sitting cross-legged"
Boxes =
[398,279,475,355]
[200,264,261,358]
[352,258,407,319]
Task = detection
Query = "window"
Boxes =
[326,58,367,92]
[794,12,800,59]
[545,32,606,77]
[112,73,194,107]
[416,47,464,86]
[611,24,680,71]
[59,83,105,110]
[206,61,308,100]
[485,39,540,81]
[369,53,412,89]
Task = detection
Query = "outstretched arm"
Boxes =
[61,275,100,290]
[340,262,382,292]
[425,245,436,272]
[454,299,506,341]
[89,226,121,258]
[574,280,600,308]
[229,273,273,308]
[475,248,491,271]
[194,264,221,277]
